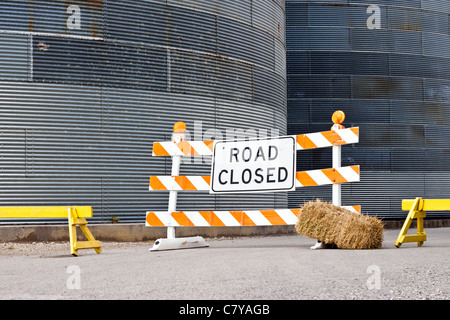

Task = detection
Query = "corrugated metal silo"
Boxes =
[0,0,287,223]
[286,0,450,219]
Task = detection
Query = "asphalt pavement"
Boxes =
[0,227,449,303]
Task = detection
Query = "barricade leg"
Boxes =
[312,120,343,250]
[395,197,427,248]
[167,154,181,240]
[67,207,102,256]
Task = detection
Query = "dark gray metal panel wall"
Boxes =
[286,0,450,219]
[0,0,286,224]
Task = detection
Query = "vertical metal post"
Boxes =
[331,111,345,207]
[166,122,185,240]
[332,144,341,207]
[167,154,181,239]
[311,111,345,250]
[149,121,209,251]
[67,207,78,256]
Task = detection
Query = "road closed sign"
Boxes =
[210,136,296,194]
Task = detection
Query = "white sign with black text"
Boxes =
[210,136,296,194]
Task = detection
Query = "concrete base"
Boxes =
[149,236,209,251]
[0,219,449,242]
[0,224,298,242]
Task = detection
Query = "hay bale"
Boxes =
[295,199,384,249]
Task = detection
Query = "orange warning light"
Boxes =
[173,121,187,133]
[332,110,345,125]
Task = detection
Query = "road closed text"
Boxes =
[210,136,296,193]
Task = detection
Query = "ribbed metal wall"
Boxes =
[286,0,450,219]
[0,0,287,224]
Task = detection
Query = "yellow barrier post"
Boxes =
[67,207,102,256]
[395,197,427,247]
[397,198,450,248]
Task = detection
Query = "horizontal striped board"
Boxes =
[149,165,360,191]
[152,140,214,157]
[151,127,359,156]
[146,209,301,226]
[0,206,93,218]
[344,205,361,215]
[145,205,361,227]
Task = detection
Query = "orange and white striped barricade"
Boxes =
[147,206,361,228]
[147,113,360,251]
[149,166,360,191]
[152,127,359,157]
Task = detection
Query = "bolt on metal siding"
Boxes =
[286,0,450,219]
[0,0,286,224]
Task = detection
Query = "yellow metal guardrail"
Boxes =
[396,198,450,248]
[0,206,101,256]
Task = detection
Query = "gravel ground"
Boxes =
[0,227,449,301]
[0,240,144,257]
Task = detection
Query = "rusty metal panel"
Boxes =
[33,36,167,90]
[387,7,423,31]
[33,37,105,84]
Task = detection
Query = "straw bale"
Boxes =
[295,199,384,249]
